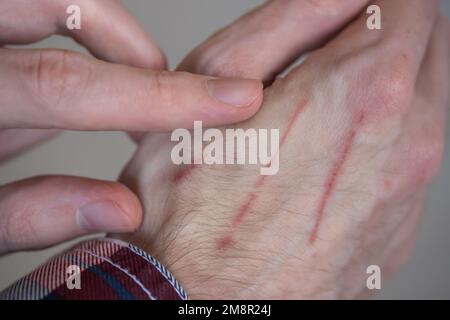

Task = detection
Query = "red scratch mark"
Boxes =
[217,99,309,250]
[280,99,308,147]
[217,234,234,250]
[255,175,268,188]
[308,113,365,244]
[174,164,197,183]
[232,192,258,227]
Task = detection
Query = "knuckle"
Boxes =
[410,138,445,184]
[189,51,221,75]
[303,0,342,15]
[376,62,414,113]
[197,56,226,77]
[372,46,417,113]
[145,70,175,106]
[185,45,248,78]
[397,135,445,190]
[334,48,415,120]
[23,50,92,121]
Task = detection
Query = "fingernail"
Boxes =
[207,78,262,107]
[76,200,133,232]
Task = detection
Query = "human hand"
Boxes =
[117,0,450,298]
[0,0,263,255]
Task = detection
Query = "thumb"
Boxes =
[0,176,142,254]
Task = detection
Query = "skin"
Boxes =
[116,0,450,299]
[0,0,263,254]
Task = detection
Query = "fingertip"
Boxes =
[95,182,143,231]
[136,71,265,130]
[238,80,264,118]
[116,185,143,231]
[199,77,264,127]
[58,0,167,71]
[126,39,168,70]
[206,78,263,109]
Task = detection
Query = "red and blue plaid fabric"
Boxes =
[0,238,187,300]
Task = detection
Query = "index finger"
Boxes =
[0,48,263,131]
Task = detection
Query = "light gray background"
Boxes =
[0,0,449,299]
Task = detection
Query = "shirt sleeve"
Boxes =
[0,238,187,300]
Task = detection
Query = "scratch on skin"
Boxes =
[232,192,258,227]
[174,164,197,183]
[218,99,309,250]
[308,113,365,244]
[280,99,308,146]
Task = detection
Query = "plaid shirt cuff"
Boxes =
[0,238,187,300]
